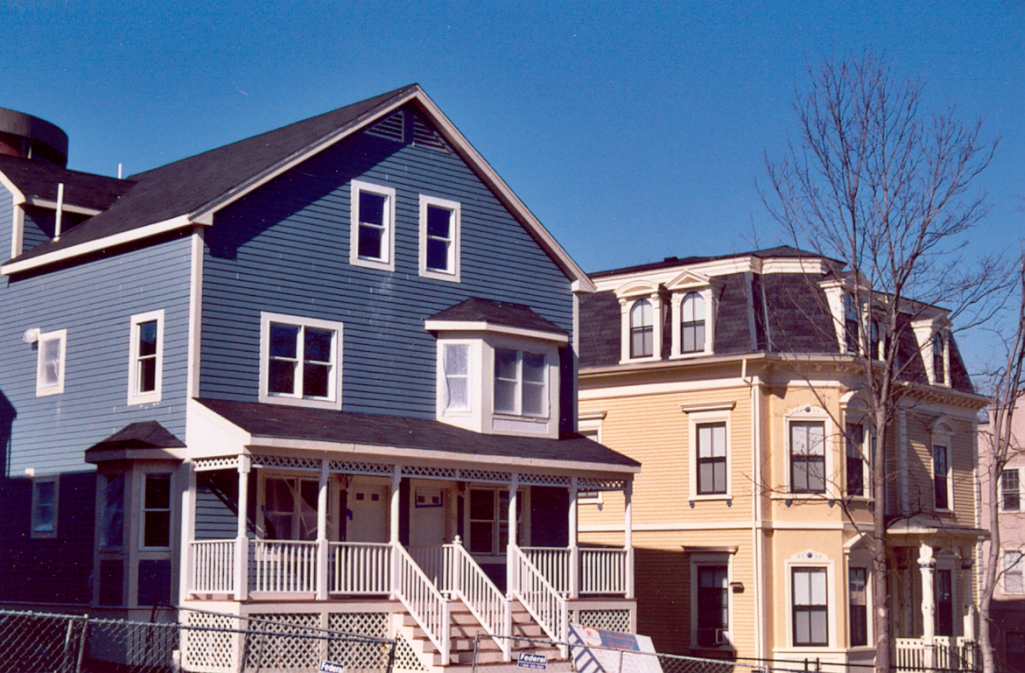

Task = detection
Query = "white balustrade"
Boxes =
[511,545,568,655]
[251,540,319,594]
[190,540,235,594]
[520,547,572,595]
[580,548,628,594]
[408,546,450,594]
[445,539,510,660]
[894,636,979,672]
[392,542,451,665]
[330,542,392,595]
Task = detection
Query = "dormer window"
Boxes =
[932,332,946,385]
[680,292,705,354]
[869,319,881,361]
[629,300,654,358]
[844,294,859,354]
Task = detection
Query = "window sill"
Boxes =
[619,356,660,365]
[493,412,550,423]
[420,267,461,283]
[351,256,395,273]
[771,493,835,501]
[689,494,731,503]
[258,393,342,411]
[36,386,64,398]
[670,351,712,361]
[128,391,162,406]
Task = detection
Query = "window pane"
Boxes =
[523,353,546,383]
[495,380,517,414]
[810,570,827,604]
[682,326,696,353]
[445,345,468,376]
[299,481,318,540]
[139,358,157,393]
[304,328,333,363]
[145,474,171,509]
[631,328,653,358]
[698,426,712,458]
[270,324,299,358]
[495,349,518,380]
[359,191,386,225]
[631,299,652,328]
[792,462,808,492]
[713,461,727,493]
[711,424,726,457]
[1004,470,1021,511]
[102,474,124,547]
[269,359,296,395]
[794,571,810,605]
[446,377,468,410]
[469,521,493,553]
[807,459,826,492]
[807,423,825,455]
[42,339,61,383]
[426,205,451,238]
[791,425,808,455]
[795,611,810,644]
[469,490,494,520]
[933,446,948,476]
[266,479,294,512]
[303,363,330,398]
[811,611,828,644]
[137,559,171,607]
[358,223,383,259]
[138,321,158,357]
[694,323,705,351]
[426,238,449,271]
[144,511,170,547]
[523,382,545,416]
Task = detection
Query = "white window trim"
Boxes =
[689,552,734,649]
[127,310,164,406]
[492,348,550,420]
[35,328,67,397]
[1000,467,1022,513]
[782,406,836,499]
[259,312,344,411]
[842,414,874,502]
[139,470,174,551]
[784,551,837,651]
[846,559,874,650]
[30,476,59,539]
[349,180,397,272]
[619,294,662,364]
[418,194,461,282]
[931,420,955,513]
[670,287,715,359]
[465,486,529,560]
[687,408,732,502]
[577,416,606,507]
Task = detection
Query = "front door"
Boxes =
[935,569,954,636]
[347,484,388,542]
[410,485,446,547]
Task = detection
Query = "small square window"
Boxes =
[350,181,396,272]
[31,477,59,538]
[128,310,164,405]
[36,329,67,397]
[419,196,461,281]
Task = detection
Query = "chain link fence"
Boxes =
[0,608,397,673]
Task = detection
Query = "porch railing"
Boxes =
[520,547,571,594]
[580,548,628,594]
[510,544,568,656]
[251,540,318,594]
[444,539,511,661]
[189,540,235,594]
[330,542,392,595]
[894,636,979,671]
[392,543,451,665]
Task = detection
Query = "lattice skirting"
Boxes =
[574,608,632,633]
[181,611,239,673]
[244,612,322,672]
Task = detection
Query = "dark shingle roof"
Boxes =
[0,155,134,211]
[428,298,566,336]
[9,84,420,263]
[85,421,185,453]
[197,398,639,469]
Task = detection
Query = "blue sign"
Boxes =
[518,653,548,670]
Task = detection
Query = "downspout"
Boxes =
[742,357,766,661]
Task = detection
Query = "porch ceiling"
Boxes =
[191,398,640,474]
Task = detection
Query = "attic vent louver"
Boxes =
[366,111,405,143]
[412,111,451,153]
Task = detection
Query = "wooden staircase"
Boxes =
[394,599,571,673]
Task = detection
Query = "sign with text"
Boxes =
[568,624,662,673]
[319,662,346,673]
[518,652,548,670]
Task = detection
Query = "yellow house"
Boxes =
[574,246,988,669]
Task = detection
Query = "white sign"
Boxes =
[518,652,548,670]
[319,662,346,673]
[568,624,662,673]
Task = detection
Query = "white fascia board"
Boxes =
[0,170,26,204]
[424,319,569,344]
[246,435,640,475]
[0,214,198,275]
[28,198,102,216]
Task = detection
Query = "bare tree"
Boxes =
[978,251,1025,673]
[762,55,1002,673]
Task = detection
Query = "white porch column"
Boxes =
[316,459,329,600]
[568,477,579,599]
[625,479,635,600]
[178,461,196,602]
[234,455,251,601]
[389,466,401,599]
[918,543,936,668]
[506,474,520,598]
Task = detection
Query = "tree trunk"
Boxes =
[873,409,891,673]
[979,455,1002,673]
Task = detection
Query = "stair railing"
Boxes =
[392,542,451,665]
[444,537,512,661]
[510,544,569,657]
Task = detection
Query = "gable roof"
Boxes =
[427,297,567,337]
[1,86,594,290]
[0,154,133,212]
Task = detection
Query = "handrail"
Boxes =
[519,547,571,595]
[580,548,628,594]
[251,540,318,593]
[392,542,451,665]
[190,539,235,594]
[329,542,392,595]
[444,540,511,661]
[510,544,568,654]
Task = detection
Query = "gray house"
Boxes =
[0,87,638,671]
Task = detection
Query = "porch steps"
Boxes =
[395,600,569,672]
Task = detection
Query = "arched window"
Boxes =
[869,319,881,360]
[629,299,654,358]
[932,332,946,384]
[680,292,706,353]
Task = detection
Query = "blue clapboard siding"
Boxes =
[200,105,574,428]
[0,190,11,265]
[194,471,257,539]
[0,233,192,475]
[20,207,89,252]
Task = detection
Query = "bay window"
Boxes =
[494,348,547,418]
[849,567,868,646]
[442,344,470,412]
[933,444,950,510]
[696,564,729,647]
[790,421,826,494]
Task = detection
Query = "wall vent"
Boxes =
[412,111,451,153]
[365,110,405,143]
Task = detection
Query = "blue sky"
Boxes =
[2,2,1023,374]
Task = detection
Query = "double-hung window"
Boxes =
[849,567,868,646]
[933,444,950,510]
[696,565,729,647]
[696,423,727,495]
[1002,469,1021,512]
[36,329,67,396]
[790,421,826,494]
[30,477,58,538]
[792,568,828,646]
[141,473,172,549]
[128,311,163,405]
[442,344,470,412]
[100,473,125,548]
[494,349,547,418]
[680,292,705,353]
[350,181,396,272]
[629,299,654,358]
[419,195,461,281]
[260,313,343,410]
[845,423,865,497]
[1005,552,1025,594]
[934,569,954,636]
[468,488,522,555]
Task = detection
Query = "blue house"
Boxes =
[0,87,638,671]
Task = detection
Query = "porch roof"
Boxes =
[195,398,640,471]
[886,518,989,542]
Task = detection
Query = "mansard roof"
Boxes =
[589,245,834,278]
[427,297,567,337]
[196,398,639,470]
[1,85,594,290]
[0,154,133,212]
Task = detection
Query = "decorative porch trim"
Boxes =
[579,478,628,492]
[329,460,393,477]
[251,454,321,472]
[519,473,570,487]
[193,456,239,472]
